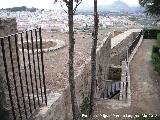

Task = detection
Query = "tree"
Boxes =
[54,0,82,120]
[139,0,160,19]
[89,0,99,117]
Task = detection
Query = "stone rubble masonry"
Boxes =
[119,34,143,103]
[96,30,143,110]
[33,33,112,120]
[110,29,142,66]
[0,17,18,120]
[112,31,123,37]
[108,65,121,81]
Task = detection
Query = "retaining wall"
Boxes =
[34,33,112,120]
[110,29,142,66]
[0,17,18,120]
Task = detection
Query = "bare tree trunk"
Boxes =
[89,0,98,117]
[68,0,78,120]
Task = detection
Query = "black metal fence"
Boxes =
[128,30,143,57]
[100,81,121,99]
[0,27,47,120]
[101,30,143,100]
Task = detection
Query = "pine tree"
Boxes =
[54,0,82,119]
[139,0,160,18]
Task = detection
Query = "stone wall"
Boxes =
[34,33,112,120]
[0,18,18,120]
[108,65,121,80]
[95,33,111,98]
[110,29,142,66]
[112,31,123,37]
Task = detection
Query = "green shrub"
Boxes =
[157,33,160,44]
[152,45,160,54]
[78,96,90,120]
[154,63,160,73]
[152,45,160,74]
[143,29,160,39]
[152,53,160,65]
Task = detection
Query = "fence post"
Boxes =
[0,18,18,120]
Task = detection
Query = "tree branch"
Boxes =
[63,0,69,5]
[60,1,68,13]
[73,0,82,14]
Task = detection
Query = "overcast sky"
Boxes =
[0,0,139,9]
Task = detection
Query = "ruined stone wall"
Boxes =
[95,34,111,98]
[63,33,111,119]
[110,29,141,66]
[108,65,121,80]
[34,33,112,120]
[112,31,123,37]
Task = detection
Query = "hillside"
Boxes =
[78,0,144,13]
[1,6,37,12]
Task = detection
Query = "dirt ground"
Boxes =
[42,31,108,91]
[93,39,160,120]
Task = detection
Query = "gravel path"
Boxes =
[129,39,160,115]
[93,39,160,120]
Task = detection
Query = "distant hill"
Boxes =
[78,0,144,13]
[108,0,130,11]
[1,6,37,12]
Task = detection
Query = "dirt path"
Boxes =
[93,39,160,120]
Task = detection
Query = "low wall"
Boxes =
[96,31,143,110]
[34,33,112,120]
[0,17,18,120]
[110,29,142,66]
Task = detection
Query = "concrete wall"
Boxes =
[34,33,112,120]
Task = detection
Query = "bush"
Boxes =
[157,33,160,44]
[143,29,160,39]
[152,53,160,65]
[152,45,160,54]
[152,45,160,74]
[154,64,160,73]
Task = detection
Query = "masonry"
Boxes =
[110,29,142,66]
[33,33,112,120]
[0,18,18,120]
[33,29,142,120]
[0,18,142,120]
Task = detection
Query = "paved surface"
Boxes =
[93,39,160,120]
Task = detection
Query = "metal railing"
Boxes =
[120,31,143,101]
[0,27,47,120]
[100,81,121,99]
[128,30,143,57]
[101,30,142,100]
